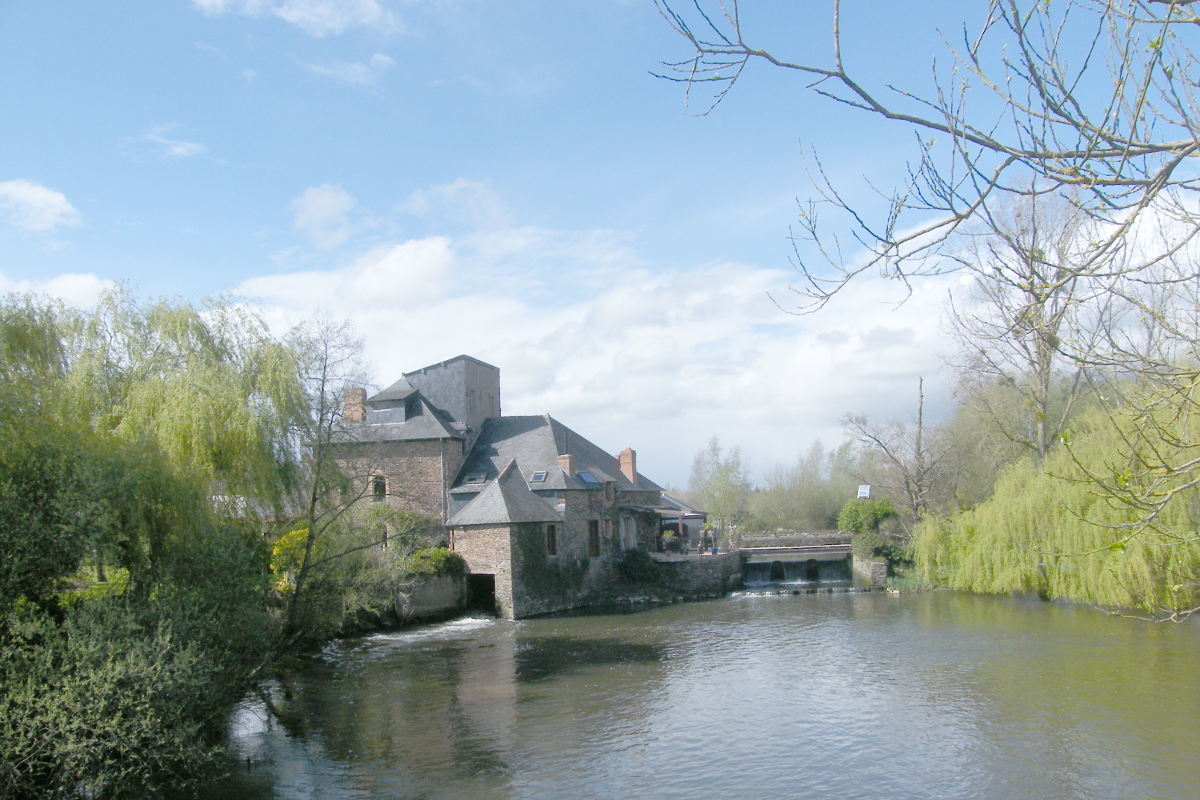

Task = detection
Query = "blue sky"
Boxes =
[0,1,978,487]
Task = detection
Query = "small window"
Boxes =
[577,471,598,484]
[604,481,615,502]
[372,475,387,503]
[465,472,486,484]
[546,524,558,556]
[588,520,601,557]
[530,471,548,483]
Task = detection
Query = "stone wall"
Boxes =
[337,438,466,524]
[508,520,619,618]
[739,530,851,548]
[650,551,745,595]
[398,573,467,621]
[853,558,888,586]
[452,523,516,617]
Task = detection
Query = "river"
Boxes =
[194,591,1200,800]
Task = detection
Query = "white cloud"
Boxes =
[241,235,457,310]
[0,179,81,233]
[136,125,208,159]
[0,271,113,308]
[290,184,359,248]
[236,221,955,486]
[399,178,515,231]
[308,53,394,86]
[192,0,400,37]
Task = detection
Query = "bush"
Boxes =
[0,519,277,800]
[407,547,466,577]
[851,531,913,576]
[838,497,898,534]
[619,548,658,584]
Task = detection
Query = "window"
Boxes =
[577,471,598,484]
[372,475,387,503]
[621,517,636,549]
[588,520,601,557]
[546,524,558,556]
[464,472,486,484]
[604,481,615,502]
[530,471,548,483]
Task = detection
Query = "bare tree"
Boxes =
[657,1,1200,612]
[947,191,1105,461]
[656,0,1200,313]
[284,315,372,634]
[842,378,947,531]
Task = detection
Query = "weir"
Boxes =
[740,544,853,585]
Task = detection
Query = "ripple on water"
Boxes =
[198,592,1200,800]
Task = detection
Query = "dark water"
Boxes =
[198,592,1200,800]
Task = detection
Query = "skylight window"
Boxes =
[577,471,599,484]
[530,471,548,483]
[464,473,486,484]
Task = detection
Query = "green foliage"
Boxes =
[0,291,290,796]
[851,532,911,575]
[407,547,466,577]
[0,515,275,800]
[912,404,1200,616]
[619,548,659,584]
[838,497,898,534]
[687,436,751,527]
[67,287,308,514]
[745,441,860,531]
[282,506,443,640]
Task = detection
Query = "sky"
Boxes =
[0,0,982,488]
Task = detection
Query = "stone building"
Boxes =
[339,355,672,618]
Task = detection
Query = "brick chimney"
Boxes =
[343,387,366,423]
[619,448,637,484]
[557,453,575,475]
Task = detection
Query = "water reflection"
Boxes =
[191,594,1200,800]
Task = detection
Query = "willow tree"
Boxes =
[657,0,1200,605]
[68,288,307,515]
[913,403,1200,620]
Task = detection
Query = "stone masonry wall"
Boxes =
[451,523,515,617]
[337,438,466,524]
[398,573,467,621]
[852,557,888,586]
[652,551,745,595]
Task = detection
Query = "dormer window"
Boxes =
[577,471,598,484]
[464,472,486,485]
[530,471,548,483]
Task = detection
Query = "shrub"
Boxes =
[619,548,658,584]
[407,547,466,577]
[838,497,898,534]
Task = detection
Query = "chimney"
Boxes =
[343,387,366,423]
[619,448,637,484]
[557,453,575,475]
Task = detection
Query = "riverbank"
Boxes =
[190,591,1200,800]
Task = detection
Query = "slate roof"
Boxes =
[351,393,463,442]
[447,460,563,526]
[449,414,662,494]
[369,377,418,404]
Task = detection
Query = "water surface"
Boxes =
[198,592,1200,799]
